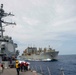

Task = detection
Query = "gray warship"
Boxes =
[0,4,17,62]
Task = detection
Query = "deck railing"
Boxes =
[30,65,65,75]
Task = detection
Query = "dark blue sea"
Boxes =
[28,55,76,75]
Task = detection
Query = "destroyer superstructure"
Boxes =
[0,4,17,61]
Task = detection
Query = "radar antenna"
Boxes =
[0,4,16,38]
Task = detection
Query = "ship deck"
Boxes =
[0,68,42,75]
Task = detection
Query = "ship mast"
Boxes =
[0,4,16,38]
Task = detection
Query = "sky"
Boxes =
[0,0,76,55]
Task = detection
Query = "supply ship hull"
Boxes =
[22,47,59,61]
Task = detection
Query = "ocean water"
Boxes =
[28,55,76,75]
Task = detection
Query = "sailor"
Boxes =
[0,63,2,73]
[15,60,20,75]
[23,62,27,71]
[20,62,24,72]
[0,62,4,73]
[26,62,30,71]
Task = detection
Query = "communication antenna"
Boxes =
[0,4,16,38]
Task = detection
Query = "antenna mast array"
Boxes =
[0,4,16,38]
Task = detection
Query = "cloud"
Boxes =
[22,16,40,26]
[1,0,76,55]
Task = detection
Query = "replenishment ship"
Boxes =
[22,46,59,61]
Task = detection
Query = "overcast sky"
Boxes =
[0,0,76,55]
